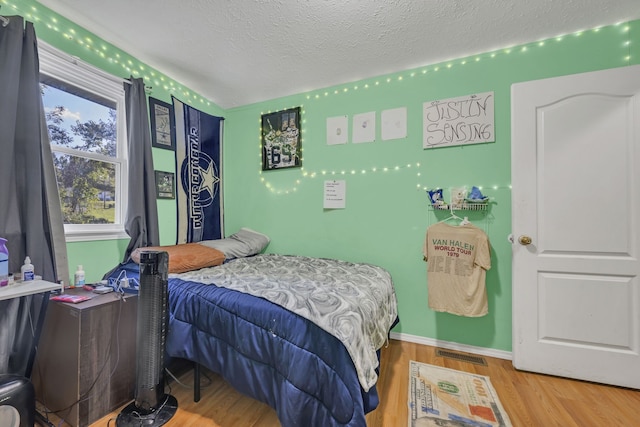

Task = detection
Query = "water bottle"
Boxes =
[74,265,85,288]
[0,238,8,287]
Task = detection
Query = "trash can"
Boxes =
[0,374,35,427]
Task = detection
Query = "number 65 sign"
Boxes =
[261,107,302,171]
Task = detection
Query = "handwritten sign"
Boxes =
[423,92,494,149]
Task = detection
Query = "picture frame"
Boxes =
[149,97,176,150]
[261,107,302,170]
[155,171,175,199]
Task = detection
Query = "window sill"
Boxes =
[64,226,129,243]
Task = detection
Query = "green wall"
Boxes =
[223,21,639,352]
[15,0,640,352]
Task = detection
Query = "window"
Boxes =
[39,42,128,242]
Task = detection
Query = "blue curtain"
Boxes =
[0,16,68,375]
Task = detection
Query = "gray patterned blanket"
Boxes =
[173,254,398,391]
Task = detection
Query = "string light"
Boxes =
[418,184,512,192]
[259,156,514,195]
[6,0,217,108]
[256,96,517,193]
[12,0,634,133]
[259,161,428,193]
[297,20,632,103]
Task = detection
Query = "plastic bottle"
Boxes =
[73,265,85,288]
[0,238,8,287]
[21,256,35,281]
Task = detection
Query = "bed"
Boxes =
[108,229,399,427]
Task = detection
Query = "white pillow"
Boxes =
[198,228,270,260]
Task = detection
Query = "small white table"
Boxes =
[0,279,61,302]
[0,279,61,379]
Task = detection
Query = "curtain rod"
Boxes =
[123,78,154,93]
[38,40,152,92]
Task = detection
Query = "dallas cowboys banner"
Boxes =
[173,97,224,243]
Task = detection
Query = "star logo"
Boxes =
[180,151,220,207]
[199,158,220,199]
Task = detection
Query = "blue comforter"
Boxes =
[108,257,398,426]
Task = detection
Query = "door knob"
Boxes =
[518,235,532,245]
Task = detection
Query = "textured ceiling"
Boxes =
[36,0,640,109]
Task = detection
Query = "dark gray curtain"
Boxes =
[0,16,68,375]
[122,78,159,262]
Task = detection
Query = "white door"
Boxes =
[511,65,640,389]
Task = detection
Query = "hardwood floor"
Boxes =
[80,339,639,426]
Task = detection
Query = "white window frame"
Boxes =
[38,41,129,242]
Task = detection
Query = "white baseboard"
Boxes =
[389,331,512,361]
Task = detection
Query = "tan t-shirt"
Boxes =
[423,222,491,317]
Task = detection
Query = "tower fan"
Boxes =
[117,251,177,426]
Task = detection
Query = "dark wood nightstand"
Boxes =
[33,288,137,427]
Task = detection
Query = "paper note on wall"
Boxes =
[381,107,407,141]
[327,116,348,145]
[352,111,375,143]
[423,91,495,149]
[324,180,346,209]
